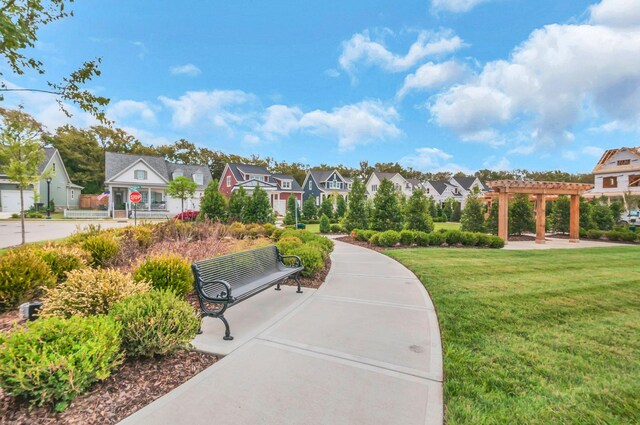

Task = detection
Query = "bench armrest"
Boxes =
[279,254,303,268]
[196,278,233,302]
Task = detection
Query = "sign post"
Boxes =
[129,191,142,226]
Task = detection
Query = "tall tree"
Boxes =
[320,196,334,219]
[199,179,227,222]
[166,176,197,213]
[244,185,273,224]
[460,194,486,233]
[590,201,614,230]
[228,186,247,223]
[551,196,570,234]
[335,195,347,219]
[486,201,499,235]
[509,194,535,235]
[284,195,298,225]
[370,179,403,231]
[302,197,317,221]
[343,178,368,231]
[404,189,434,232]
[0,108,45,244]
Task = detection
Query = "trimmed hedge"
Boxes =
[355,229,504,249]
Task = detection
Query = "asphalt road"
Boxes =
[0,220,131,249]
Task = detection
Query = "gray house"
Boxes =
[0,147,82,213]
[302,169,353,206]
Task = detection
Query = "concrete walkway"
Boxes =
[119,240,443,425]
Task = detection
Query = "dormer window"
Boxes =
[193,172,204,185]
[173,169,184,179]
[281,181,291,189]
[134,170,147,180]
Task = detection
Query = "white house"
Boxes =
[365,171,417,199]
[105,152,212,218]
[585,147,640,204]
[422,180,462,204]
[448,176,487,206]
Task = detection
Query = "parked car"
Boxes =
[618,210,639,225]
[174,210,199,221]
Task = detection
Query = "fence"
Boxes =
[64,210,110,219]
[79,194,108,210]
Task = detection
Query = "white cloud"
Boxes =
[397,60,468,99]
[158,90,258,129]
[400,147,471,173]
[131,41,148,60]
[324,69,341,78]
[261,105,303,138]
[339,29,464,75]
[431,0,493,13]
[169,64,202,77]
[482,156,511,171]
[107,100,156,124]
[120,126,170,147]
[590,0,640,28]
[583,146,605,157]
[562,150,578,161]
[429,0,640,150]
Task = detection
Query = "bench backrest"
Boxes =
[192,245,281,291]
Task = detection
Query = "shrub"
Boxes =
[37,243,90,282]
[307,241,330,260]
[461,232,480,246]
[133,254,192,296]
[369,233,381,245]
[40,269,149,318]
[489,236,505,249]
[129,226,154,249]
[330,223,343,233]
[414,231,430,246]
[428,232,446,246]
[284,244,324,278]
[270,227,285,241]
[619,231,638,242]
[0,315,122,411]
[377,230,400,247]
[263,223,276,237]
[579,227,588,239]
[280,229,334,252]
[227,222,247,239]
[319,214,331,233]
[277,236,304,254]
[82,234,119,267]
[245,223,266,239]
[66,224,104,245]
[476,233,493,247]
[0,248,55,312]
[399,230,415,246]
[110,290,200,358]
[444,230,464,245]
[362,230,377,241]
[587,229,604,240]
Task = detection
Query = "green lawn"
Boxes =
[304,223,320,233]
[387,247,640,424]
[433,221,461,231]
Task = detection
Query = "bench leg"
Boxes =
[295,272,303,294]
[275,280,281,291]
[196,312,206,335]
[219,315,234,341]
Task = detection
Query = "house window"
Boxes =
[173,170,184,178]
[617,159,631,166]
[426,188,430,194]
[71,189,74,200]
[134,170,147,180]
[309,181,313,190]
[282,181,291,189]
[629,175,640,187]
[371,184,378,192]
[603,176,618,188]
[264,176,269,182]
[52,162,56,172]
[226,176,231,187]
[348,184,352,189]
[193,173,203,185]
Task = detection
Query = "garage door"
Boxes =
[1,190,34,213]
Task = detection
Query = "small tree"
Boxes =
[450,201,461,222]
[335,195,347,219]
[284,195,298,225]
[550,196,570,234]
[609,200,624,223]
[166,176,197,213]
[0,109,46,245]
[460,194,485,233]
[509,194,534,235]
[580,197,594,230]
[486,201,499,235]
[302,197,317,221]
[591,202,614,230]
[199,179,227,222]
[370,179,403,231]
[344,178,368,231]
[404,189,434,232]
[245,185,273,224]
[320,196,334,219]
[442,198,456,221]
[428,197,438,218]
[228,186,247,222]
[319,213,330,233]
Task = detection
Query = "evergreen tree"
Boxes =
[486,201,499,235]
[335,195,347,219]
[580,197,594,230]
[443,198,456,221]
[245,185,273,224]
[319,213,330,233]
[436,203,444,220]
[609,200,624,223]
[284,195,298,225]
[199,179,227,222]
[404,189,434,232]
[551,196,570,234]
[450,201,462,222]
[509,194,535,235]
[320,196,334,219]
[228,186,247,223]
[590,202,614,230]
[343,178,368,231]
[370,179,403,231]
[302,196,317,221]
[428,197,438,218]
[460,194,485,232]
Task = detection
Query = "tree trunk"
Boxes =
[19,188,25,245]
[181,198,184,213]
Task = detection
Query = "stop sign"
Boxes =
[129,191,142,203]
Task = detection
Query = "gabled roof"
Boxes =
[38,147,57,174]
[406,178,421,188]
[427,181,448,195]
[272,173,303,191]
[234,163,271,176]
[451,176,479,191]
[592,147,640,174]
[373,171,399,181]
[308,169,336,182]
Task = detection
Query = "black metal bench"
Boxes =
[191,245,304,341]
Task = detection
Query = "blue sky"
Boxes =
[4,0,640,174]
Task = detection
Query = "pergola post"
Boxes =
[569,194,580,243]
[498,190,509,244]
[535,194,546,244]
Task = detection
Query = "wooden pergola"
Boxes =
[487,180,594,244]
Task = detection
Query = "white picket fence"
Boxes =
[64,210,110,219]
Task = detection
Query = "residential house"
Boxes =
[302,169,352,206]
[219,163,303,216]
[422,180,461,205]
[105,152,212,218]
[448,176,487,206]
[585,147,640,203]
[0,147,82,213]
[365,171,417,199]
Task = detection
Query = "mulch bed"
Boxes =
[0,350,217,425]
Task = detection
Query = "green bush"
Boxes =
[133,254,192,297]
[286,244,324,278]
[127,226,154,249]
[263,223,276,237]
[319,214,331,233]
[619,231,638,242]
[270,227,285,241]
[587,229,604,240]
[38,244,90,282]
[0,315,122,411]
[579,227,588,239]
[277,236,304,254]
[444,230,464,245]
[0,248,55,312]
[82,234,119,267]
[428,232,446,246]
[307,241,331,260]
[227,222,247,239]
[461,232,480,246]
[399,230,415,246]
[245,223,266,239]
[40,269,149,318]
[281,229,334,253]
[377,230,400,247]
[330,223,343,233]
[110,290,200,357]
[414,231,430,246]
[352,229,367,241]
[369,233,381,245]
[488,236,505,249]
[476,233,493,247]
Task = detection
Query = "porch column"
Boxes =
[535,194,546,244]
[148,187,151,211]
[108,185,113,215]
[498,190,509,244]
[569,194,580,243]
